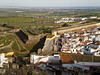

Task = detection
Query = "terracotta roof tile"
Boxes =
[61,42,66,45]
[80,41,87,45]
[62,37,67,39]
[67,45,71,47]
[60,54,74,64]
[62,47,69,50]
[77,35,85,37]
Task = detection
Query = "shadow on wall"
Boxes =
[30,35,47,53]
[15,30,28,44]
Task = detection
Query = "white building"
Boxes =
[0,53,8,67]
[54,18,82,23]
[90,16,97,19]
[30,54,60,65]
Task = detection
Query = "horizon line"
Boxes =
[0,5,100,8]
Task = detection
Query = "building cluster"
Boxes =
[61,26,100,56]
[54,18,83,23]
[54,16,100,23]
[0,53,8,67]
[30,53,91,71]
[0,50,19,69]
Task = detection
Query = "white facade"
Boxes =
[30,54,60,65]
[62,64,90,71]
[55,18,82,23]
[0,53,8,67]
[60,26,100,56]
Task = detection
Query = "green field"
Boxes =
[0,8,100,28]
[5,35,19,50]
[6,35,26,51]
[0,36,11,47]
[0,17,58,28]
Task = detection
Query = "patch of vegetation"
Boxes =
[26,27,52,35]
[0,17,33,23]
[16,53,30,57]
[12,41,19,50]
[6,35,19,50]
[0,36,11,47]
[17,41,24,50]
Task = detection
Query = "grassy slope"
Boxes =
[0,36,11,47]
[6,35,19,50]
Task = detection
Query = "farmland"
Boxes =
[0,7,100,28]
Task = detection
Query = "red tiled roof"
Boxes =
[92,26,97,29]
[77,35,85,37]
[86,28,92,31]
[62,37,67,39]
[67,45,71,47]
[76,50,79,52]
[61,42,66,45]
[62,47,69,50]
[77,44,81,46]
[76,50,82,52]
[80,41,87,45]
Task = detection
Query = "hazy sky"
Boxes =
[0,0,100,7]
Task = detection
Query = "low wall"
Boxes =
[52,23,100,34]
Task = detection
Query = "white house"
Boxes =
[82,18,88,20]
[0,53,8,67]
[30,54,61,65]
[54,18,82,23]
[90,16,97,19]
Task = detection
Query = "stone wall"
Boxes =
[27,34,46,44]
[15,30,28,44]
[52,23,100,35]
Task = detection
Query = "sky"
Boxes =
[0,0,100,7]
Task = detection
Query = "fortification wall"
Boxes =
[52,23,100,35]
[26,34,46,44]
[15,30,28,44]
